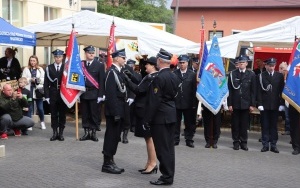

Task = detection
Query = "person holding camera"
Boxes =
[0,84,34,139]
[22,55,46,130]
[102,49,127,174]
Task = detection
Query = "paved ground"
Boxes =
[0,122,299,188]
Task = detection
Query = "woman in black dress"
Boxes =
[126,56,158,174]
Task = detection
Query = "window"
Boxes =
[208,30,223,40]
[44,6,58,21]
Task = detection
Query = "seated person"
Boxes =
[0,84,34,139]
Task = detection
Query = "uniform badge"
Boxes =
[154,88,158,94]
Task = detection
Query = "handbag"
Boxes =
[35,87,44,98]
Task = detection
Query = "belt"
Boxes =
[86,87,97,91]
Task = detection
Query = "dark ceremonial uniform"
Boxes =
[80,59,105,140]
[145,67,179,185]
[173,68,197,146]
[227,69,256,148]
[202,105,222,147]
[289,105,300,155]
[0,57,22,80]
[126,72,158,138]
[44,61,67,140]
[257,69,284,151]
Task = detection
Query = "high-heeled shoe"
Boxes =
[138,168,146,172]
[141,165,158,174]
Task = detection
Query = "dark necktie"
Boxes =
[87,62,90,67]
[56,65,60,72]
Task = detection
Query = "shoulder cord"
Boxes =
[105,70,126,93]
[259,73,272,91]
[46,66,57,83]
[230,71,241,90]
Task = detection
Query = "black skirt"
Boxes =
[134,116,151,138]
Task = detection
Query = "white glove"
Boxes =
[278,105,285,111]
[127,98,134,106]
[45,98,50,104]
[258,106,264,111]
[97,97,105,103]
[222,100,228,111]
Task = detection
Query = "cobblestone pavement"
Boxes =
[0,123,299,188]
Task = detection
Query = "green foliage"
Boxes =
[97,0,173,33]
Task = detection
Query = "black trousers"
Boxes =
[81,99,101,130]
[123,102,131,130]
[50,96,67,129]
[151,123,175,184]
[202,106,221,144]
[174,108,196,142]
[261,110,279,148]
[289,106,300,151]
[231,109,249,144]
[102,116,123,157]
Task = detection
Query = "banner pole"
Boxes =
[75,101,79,140]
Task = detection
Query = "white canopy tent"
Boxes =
[188,16,300,59]
[22,10,198,56]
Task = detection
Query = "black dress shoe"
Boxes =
[174,141,179,146]
[292,150,300,155]
[261,147,269,152]
[270,147,279,153]
[150,180,172,185]
[240,145,248,151]
[101,164,122,174]
[205,143,210,148]
[212,144,218,149]
[186,142,194,148]
[233,145,239,150]
[258,138,262,142]
[138,168,146,172]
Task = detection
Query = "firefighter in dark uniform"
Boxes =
[120,59,141,143]
[227,55,256,151]
[102,49,127,174]
[257,58,284,153]
[144,48,179,186]
[44,49,68,141]
[173,54,197,148]
[79,45,105,142]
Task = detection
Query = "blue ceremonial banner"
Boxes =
[0,17,36,47]
[196,36,228,115]
[198,42,208,79]
[60,31,85,108]
[282,40,300,112]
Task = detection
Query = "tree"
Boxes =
[97,0,173,33]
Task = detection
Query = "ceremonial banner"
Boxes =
[196,36,228,114]
[107,21,116,69]
[282,39,300,112]
[198,42,208,79]
[60,30,85,108]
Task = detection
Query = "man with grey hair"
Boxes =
[0,84,34,139]
[144,48,179,185]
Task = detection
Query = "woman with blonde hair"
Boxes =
[22,55,46,130]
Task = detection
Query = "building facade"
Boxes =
[1,0,97,67]
[171,0,300,42]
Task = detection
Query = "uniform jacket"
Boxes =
[0,57,22,80]
[0,94,28,122]
[257,71,284,110]
[44,63,65,99]
[22,67,45,99]
[174,69,197,109]
[80,60,105,100]
[104,65,127,117]
[145,68,179,125]
[127,72,158,118]
[227,69,256,110]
